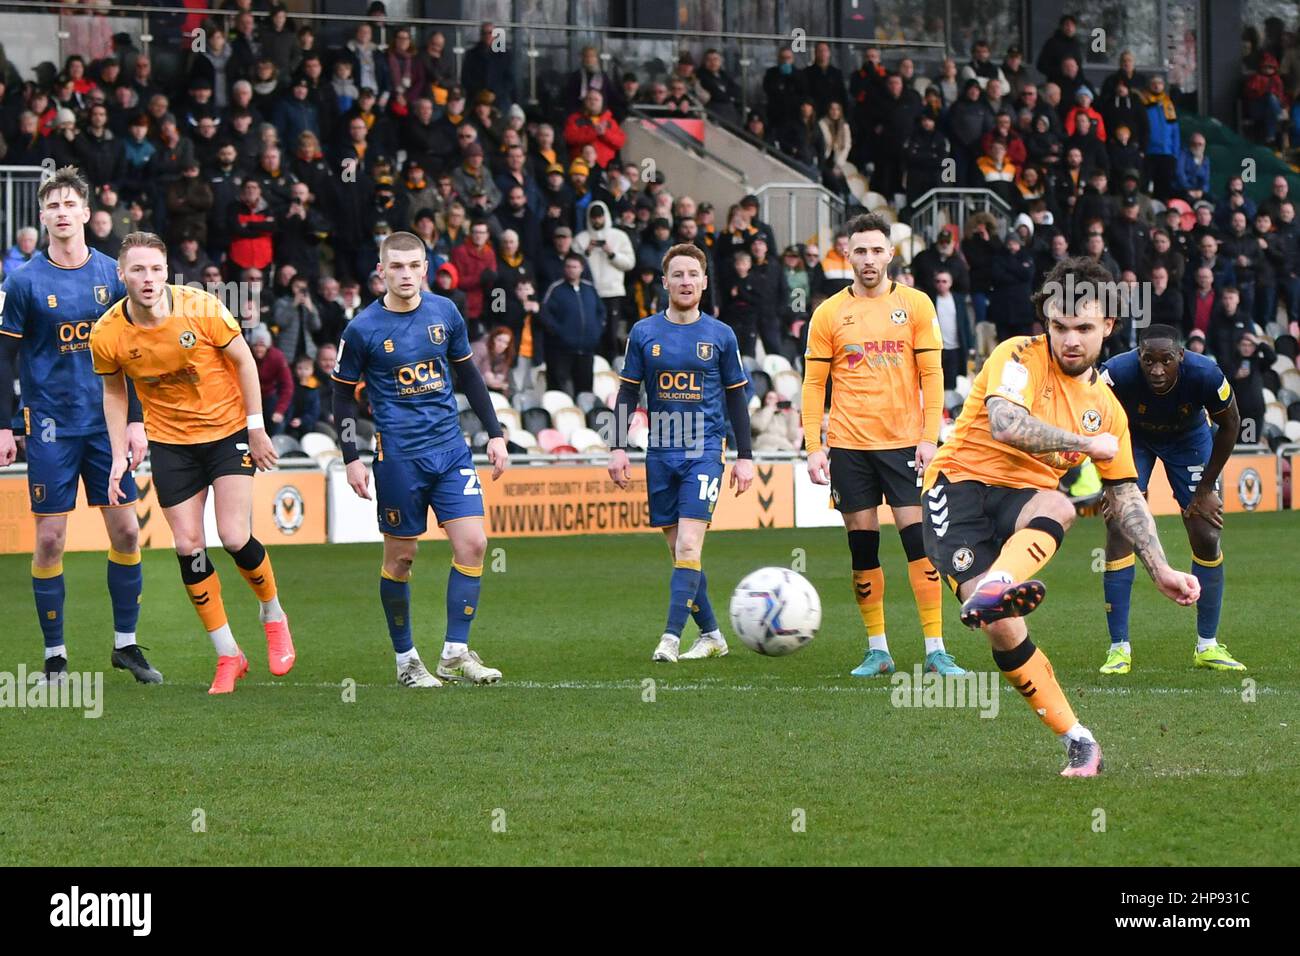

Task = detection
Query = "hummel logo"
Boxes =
[854,582,872,600]
[279,654,293,664]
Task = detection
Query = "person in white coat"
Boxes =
[574,199,636,357]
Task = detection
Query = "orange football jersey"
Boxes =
[925,335,1137,491]
[801,281,944,452]
[91,285,247,445]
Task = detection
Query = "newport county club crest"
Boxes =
[890,308,908,325]
[1081,409,1103,433]
[179,330,197,349]
[94,286,110,307]
[428,324,446,345]
[1237,468,1262,511]
[272,485,305,535]
[952,547,974,573]
[696,342,713,361]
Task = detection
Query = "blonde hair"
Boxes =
[117,231,168,264]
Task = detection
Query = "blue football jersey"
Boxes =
[619,312,748,455]
[1100,349,1232,438]
[333,292,471,457]
[0,250,126,436]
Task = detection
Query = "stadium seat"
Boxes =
[311,421,338,443]
[1286,421,1300,442]
[489,391,510,411]
[522,407,552,435]
[592,354,611,374]
[459,410,483,435]
[552,444,579,455]
[1263,388,1277,407]
[354,418,376,450]
[593,369,621,401]
[749,370,772,400]
[1288,401,1300,422]
[864,191,888,212]
[300,432,336,459]
[889,222,912,247]
[1281,369,1300,395]
[741,355,761,375]
[773,369,801,400]
[569,427,606,452]
[575,391,599,413]
[456,393,471,413]
[511,429,537,450]
[1273,355,1296,375]
[1265,403,1287,430]
[896,234,926,266]
[611,354,625,374]
[280,449,311,461]
[1277,388,1300,409]
[536,428,564,452]
[271,434,302,456]
[587,407,616,433]
[542,390,574,415]
[513,391,542,412]
[762,354,793,376]
[496,408,521,434]
[1264,368,1282,394]
[552,406,586,440]
[1275,335,1298,360]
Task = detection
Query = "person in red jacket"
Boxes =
[250,325,295,435]
[1063,86,1106,141]
[226,179,277,273]
[449,219,498,335]
[1244,53,1287,145]
[563,89,626,169]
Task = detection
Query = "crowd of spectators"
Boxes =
[1,6,1298,453]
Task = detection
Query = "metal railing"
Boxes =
[0,166,43,256]
[626,105,748,182]
[905,187,1014,243]
[753,182,846,253]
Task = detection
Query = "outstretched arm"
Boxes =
[1102,479,1200,605]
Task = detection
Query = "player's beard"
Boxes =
[858,266,884,290]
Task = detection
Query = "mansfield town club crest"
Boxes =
[1238,469,1262,511]
[179,330,197,349]
[890,308,908,325]
[94,286,110,306]
[696,342,713,361]
[33,484,46,503]
[385,508,401,526]
[428,324,446,345]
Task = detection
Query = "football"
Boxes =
[729,567,822,656]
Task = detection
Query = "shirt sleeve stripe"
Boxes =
[451,352,473,362]
[725,379,748,389]
[617,375,641,384]
[0,328,22,338]
[805,355,832,362]
[330,374,360,385]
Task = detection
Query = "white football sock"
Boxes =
[977,570,1014,589]
[1111,641,1132,654]
[924,637,946,654]
[441,640,468,660]
[1060,722,1096,745]
[1196,636,1218,652]
[44,644,67,660]
[868,634,889,652]
[396,648,420,667]
[208,624,239,657]
[259,596,285,623]
[701,629,723,641]
[114,632,136,650]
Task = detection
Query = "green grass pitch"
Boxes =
[1,512,1296,866]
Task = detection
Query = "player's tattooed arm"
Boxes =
[1102,480,1169,576]
[986,397,1091,454]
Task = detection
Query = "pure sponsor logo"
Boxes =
[843,340,908,369]
[49,885,151,936]
[0,666,103,718]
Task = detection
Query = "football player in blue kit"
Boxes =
[608,243,754,662]
[0,166,159,685]
[333,232,509,688]
[1098,324,1246,673]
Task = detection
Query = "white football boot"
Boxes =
[397,657,442,688]
[679,630,729,660]
[437,649,503,684]
[651,634,680,662]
